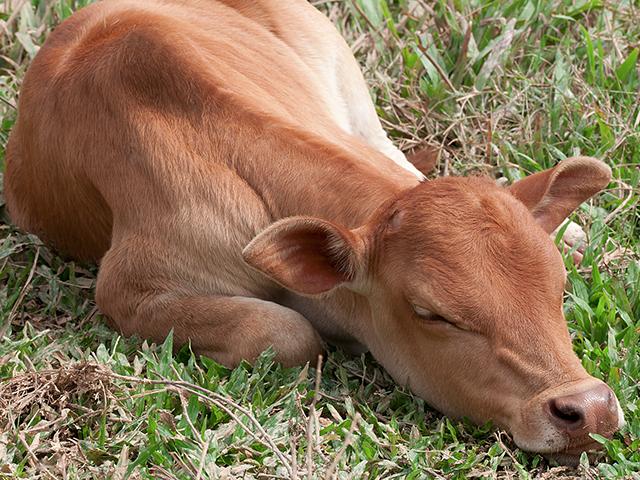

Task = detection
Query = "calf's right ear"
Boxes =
[242,217,364,296]
[507,156,611,233]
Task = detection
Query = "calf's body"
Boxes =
[7,0,419,359]
[5,0,623,459]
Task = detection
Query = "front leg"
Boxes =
[96,248,323,368]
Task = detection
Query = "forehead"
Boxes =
[387,177,566,324]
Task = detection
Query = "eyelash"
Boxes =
[411,303,478,334]
[412,304,453,325]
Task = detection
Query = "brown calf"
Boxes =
[5,0,623,459]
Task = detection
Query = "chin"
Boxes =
[544,449,608,467]
[544,453,583,467]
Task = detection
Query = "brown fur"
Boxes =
[5,0,621,458]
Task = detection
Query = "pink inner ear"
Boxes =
[278,229,349,294]
[243,216,358,296]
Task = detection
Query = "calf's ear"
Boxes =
[508,156,611,233]
[242,217,363,295]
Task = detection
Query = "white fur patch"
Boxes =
[380,145,426,180]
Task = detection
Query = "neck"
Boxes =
[235,118,419,228]
[235,119,418,346]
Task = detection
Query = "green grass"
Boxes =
[0,0,639,478]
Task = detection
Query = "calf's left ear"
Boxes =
[242,217,364,296]
[508,156,611,233]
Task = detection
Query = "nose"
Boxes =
[547,383,619,438]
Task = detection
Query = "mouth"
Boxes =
[543,438,610,466]
[513,422,616,464]
[545,449,607,467]
[562,439,604,454]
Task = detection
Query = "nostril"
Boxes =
[548,398,585,430]
[545,384,621,443]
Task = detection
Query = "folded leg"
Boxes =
[96,241,323,367]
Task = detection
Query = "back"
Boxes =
[5,0,406,260]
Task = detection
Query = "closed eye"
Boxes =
[411,304,463,329]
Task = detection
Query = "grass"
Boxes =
[0,0,638,478]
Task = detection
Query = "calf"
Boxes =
[5,0,623,460]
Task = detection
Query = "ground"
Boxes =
[0,0,638,478]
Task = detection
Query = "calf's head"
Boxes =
[243,157,624,459]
